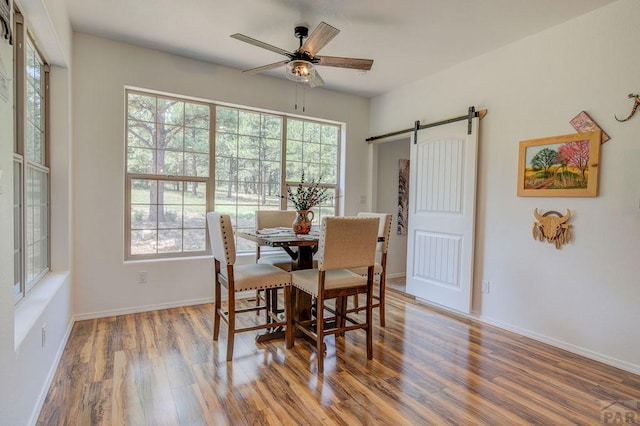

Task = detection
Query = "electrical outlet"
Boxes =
[481,280,490,294]
[41,323,46,347]
[138,271,148,284]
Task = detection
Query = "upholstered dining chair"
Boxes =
[255,210,297,271]
[207,212,293,361]
[348,212,393,327]
[254,210,297,318]
[287,216,379,374]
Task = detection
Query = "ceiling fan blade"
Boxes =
[297,22,339,56]
[317,56,374,71]
[308,69,324,88]
[231,33,292,57]
[243,60,289,75]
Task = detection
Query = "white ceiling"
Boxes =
[63,0,617,98]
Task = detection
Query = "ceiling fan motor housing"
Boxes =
[294,26,309,40]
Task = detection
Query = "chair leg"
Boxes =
[265,289,272,324]
[271,288,278,326]
[226,293,236,362]
[213,276,221,341]
[284,286,293,349]
[316,291,325,374]
[336,296,346,337]
[287,286,296,349]
[255,289,261,316]
[379,274,386,328]
[366,283,373,360]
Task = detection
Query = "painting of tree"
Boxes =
[517,131,601,197]
[557,140,590,184]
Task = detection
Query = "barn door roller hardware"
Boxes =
[366,107,487,144]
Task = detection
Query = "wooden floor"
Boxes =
[38,291,640,425]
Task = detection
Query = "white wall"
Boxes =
[370,0,640,373]
[0,0,74,423]
[373,138,409,276]
[72,33,371,317]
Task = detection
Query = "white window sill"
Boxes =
[14,271,69,351]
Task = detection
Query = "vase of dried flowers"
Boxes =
[281,172,332,235]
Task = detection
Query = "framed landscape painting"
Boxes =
[517,131,601,197]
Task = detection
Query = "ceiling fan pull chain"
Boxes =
[294,84,298,110]
[303,86,306,113]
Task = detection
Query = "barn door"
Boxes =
[405,116,479,314]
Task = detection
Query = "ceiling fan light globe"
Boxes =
[286,60,314,83]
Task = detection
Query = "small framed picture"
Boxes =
[570,111,610,143]
[517,131,601,197]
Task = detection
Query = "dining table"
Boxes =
[236,227,320,270]
[236,227,320,343]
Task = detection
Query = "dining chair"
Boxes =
[255,210,297,271]
[255,210,297,320]
[287,216,379,374]
[207,212,293,361]
[348,212,393,327]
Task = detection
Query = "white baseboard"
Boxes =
[386,272,406,279]
[29,317,75,426]
[74,297,215,321]
[411,296,640,376]
[478,315,640,376]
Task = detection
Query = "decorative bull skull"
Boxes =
[532,209,572,249]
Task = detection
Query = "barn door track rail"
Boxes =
[366,106,487,144]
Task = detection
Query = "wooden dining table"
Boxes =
[236,227,320,270]
[236,228,320,343]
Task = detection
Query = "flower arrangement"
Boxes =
[282,172,333,211]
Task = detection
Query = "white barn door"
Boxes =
[405,116,479,314]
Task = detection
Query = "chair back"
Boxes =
[317,217,379,271]
[207,212,236,266]
[256,210,297,229]
[357,212,392,254]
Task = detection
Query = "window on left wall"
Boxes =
[13,12,51,304]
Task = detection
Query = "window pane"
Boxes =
[14,161,23,302]
[216,107,238,133]
[185,103,210,129]
[128,94,156,122]
[184,229,206,252]
[164,125,184,151]
[185,128,210,153]
[162,150,185,175]
[25,166,49,291]
[25,41,45,165]
[158,229,182,253]
[127,120,156,148]
[131,230,158,255]
[157,98,184,126]
[127,147,156,174]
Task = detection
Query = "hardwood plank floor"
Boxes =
[38,293,640,425]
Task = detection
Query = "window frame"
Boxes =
[13,11,51,304]
[124,90,215,260]
[125,89,342,260]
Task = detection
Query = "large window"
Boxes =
[125,90,340,259]
[125,92,211,258]
[14,12,50,303]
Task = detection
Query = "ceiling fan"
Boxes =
[231,22,374,88]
